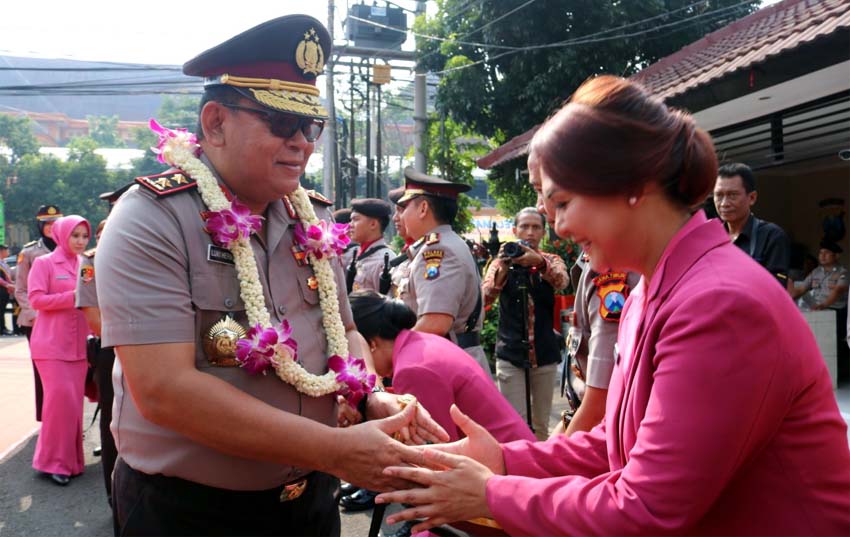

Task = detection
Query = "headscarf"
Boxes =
[49,215,91,260]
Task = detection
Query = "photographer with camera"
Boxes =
[482,207,568,439]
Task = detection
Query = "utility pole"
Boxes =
[413,0,427,172]
[324,0,337,203]
[349,69,357,203]
[364,61,372,198]
[376,81,382,199]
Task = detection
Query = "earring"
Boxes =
[628,196,638,207]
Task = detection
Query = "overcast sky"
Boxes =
[2,0,779,65]
[1,1,339,65]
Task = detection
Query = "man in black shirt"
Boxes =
[714,163,790,286]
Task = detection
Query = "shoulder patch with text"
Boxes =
[422,249,444,280]
[593,271,630,322]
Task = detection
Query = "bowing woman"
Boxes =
[28,215,91,486]
[375,76,850,535]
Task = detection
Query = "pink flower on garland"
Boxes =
[236,324,279,375]
[328,354,376,406]
[149,119,198,164]
[204,199,264,248]
[273,320,299,361]
[293,220,350,260]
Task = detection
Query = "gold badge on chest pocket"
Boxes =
[203,315,246,367]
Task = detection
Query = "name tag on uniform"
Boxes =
[55,274,70,280]
[207,244,235,265]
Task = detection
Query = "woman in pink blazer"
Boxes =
[28,214,91,486]
[376,76,850,535]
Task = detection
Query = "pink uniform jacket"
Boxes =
[28,215,90,361]
[485,212,850,536]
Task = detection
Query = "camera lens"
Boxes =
[503,242,523,258]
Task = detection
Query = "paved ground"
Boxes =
[1,333,847,537]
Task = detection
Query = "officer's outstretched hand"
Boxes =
[333,402,449,491]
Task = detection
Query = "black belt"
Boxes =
[456,332,481,349]
[117,458,313,505]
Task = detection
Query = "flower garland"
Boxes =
[149,119,374,404]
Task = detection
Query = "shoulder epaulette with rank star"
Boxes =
[22,240,38,249]
[135,169,197,197]
[306,189,333,206]
[425,232,440,246]
[83,247,97,258]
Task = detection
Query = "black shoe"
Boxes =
[50,474,70,486]
[339,488,377,511]
[382,520,416,537]
[339,482,359,496]
[93,446,102,457]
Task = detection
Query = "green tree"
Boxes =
[416,0,759,210]
[0,114,40,165]
[424,115,494,233]
[130,94,202,178]
[87,115,125,148]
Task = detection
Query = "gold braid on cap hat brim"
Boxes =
[217,74,328,118]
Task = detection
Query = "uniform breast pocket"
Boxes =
[190,270,248,368]
[295,266,321,305]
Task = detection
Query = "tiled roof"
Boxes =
[632,0,850,100]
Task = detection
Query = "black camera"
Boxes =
[503,240,531,258]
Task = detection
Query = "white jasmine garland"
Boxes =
[160,135,346,397]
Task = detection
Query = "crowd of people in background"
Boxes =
[1,13,848,537]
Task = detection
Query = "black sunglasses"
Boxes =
[222,104,325,142]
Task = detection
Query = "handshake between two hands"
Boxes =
[334,396,506,534]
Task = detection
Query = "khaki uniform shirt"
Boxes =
[96,162,353,491]
[75,249,98,309]
[798,265,849,309]
[351,238,395,294]
[15,239,50,327]
[404,224,488,373]
[568,255,641,400]
[390,256,412,302]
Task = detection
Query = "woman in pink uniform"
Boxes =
[350,290,535,444]
[28,214,91,486]
[376,76,850,535]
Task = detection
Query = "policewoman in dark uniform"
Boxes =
[397,168,490,376]
[346,198,395,294]
[95,16,445,536]
[16,204,62,421]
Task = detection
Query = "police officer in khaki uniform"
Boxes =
[347,198,395,294]
[95,16,445,536]
[556,253,641,436]
[75,184,132,508]
[387,187,417,302]
[397,167,490,376]
[16,204,62,421]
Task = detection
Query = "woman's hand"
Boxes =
[374,405,507,532]
[376,448,495,533]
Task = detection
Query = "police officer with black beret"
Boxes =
[346,198,395,295]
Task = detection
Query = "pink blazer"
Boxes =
[486,212,850,535]
[28,215,90,361]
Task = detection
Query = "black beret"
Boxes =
[351,198,392,220]
[332,208,352,224]
[387,187,405,206]
[98,182,134,204]
[183,15,330,119]
[820,240,843,254]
